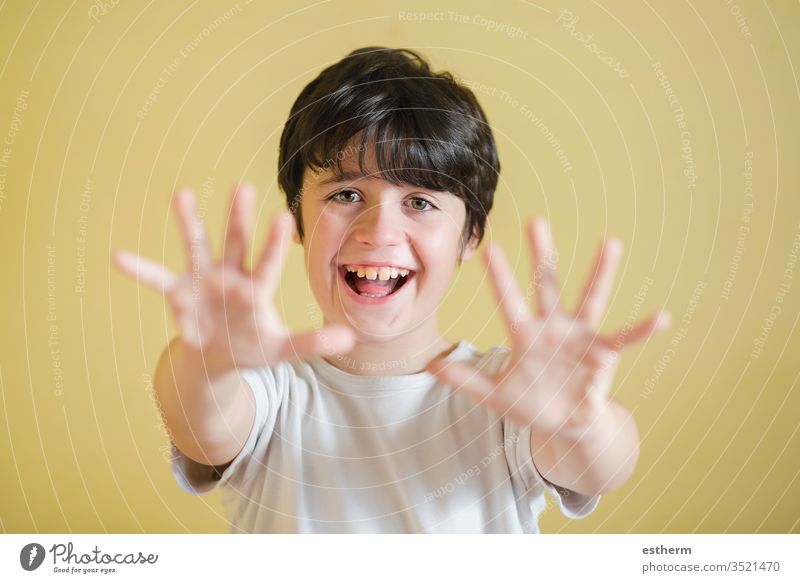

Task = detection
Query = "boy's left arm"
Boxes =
[426,218,668,499]
[529,398,640,497]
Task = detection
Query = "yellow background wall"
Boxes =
[1,0,797,533]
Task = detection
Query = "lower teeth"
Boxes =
[359,292,389,298]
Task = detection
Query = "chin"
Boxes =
[342,316,409,343]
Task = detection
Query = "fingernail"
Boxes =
[112,250,129,266]
[533,217,549,232]
[174,188,193,210]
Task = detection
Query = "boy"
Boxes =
[113,47,669,533]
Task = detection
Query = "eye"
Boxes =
[328,189,362,204]
[406,197,436,212]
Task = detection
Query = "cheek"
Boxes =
[299,209,335,292]
[303,207,345,261]
[413,220,462,284]
[303,202,352,241]
[306,213,359,308]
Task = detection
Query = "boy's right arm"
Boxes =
[154,337,254,468]
[113,184,356,469]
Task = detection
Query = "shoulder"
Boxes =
[236,360,308,405]
[458,342,511,375]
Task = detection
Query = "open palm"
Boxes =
[112,184,355,373]
[427,218,670,438]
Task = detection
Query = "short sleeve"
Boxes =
[169,364,287,495]
[503,416,601,519]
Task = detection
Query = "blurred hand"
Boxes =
[112,184,356,373]
[426,218,670,439]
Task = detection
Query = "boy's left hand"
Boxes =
[426,218,671,439]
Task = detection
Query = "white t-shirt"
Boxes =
[170,340,600,533]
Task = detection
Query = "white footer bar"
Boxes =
[1,534,797,582]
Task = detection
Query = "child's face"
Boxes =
[295,144,478,343]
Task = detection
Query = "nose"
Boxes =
[351,200,405,247]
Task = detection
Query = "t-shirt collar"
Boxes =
[306,340,476,391]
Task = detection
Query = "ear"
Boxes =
[459,230,480,262]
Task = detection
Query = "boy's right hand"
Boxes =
[112,184,356,374]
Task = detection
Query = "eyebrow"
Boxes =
[316,169,378,187]
[314,169,452,198]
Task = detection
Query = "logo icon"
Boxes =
[20,543,46,571]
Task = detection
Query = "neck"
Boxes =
[321,318,457,376]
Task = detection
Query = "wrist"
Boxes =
[536,398,615,445]
[173,336,237,381]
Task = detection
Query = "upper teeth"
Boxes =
[344,265,410,280]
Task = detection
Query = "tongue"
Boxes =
[353,277,396,295]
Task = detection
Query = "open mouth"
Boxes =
[338,265,416,299]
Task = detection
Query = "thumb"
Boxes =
[278,325,356,363]
[426,358,494,400]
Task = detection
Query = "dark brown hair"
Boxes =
[278,46,500,250]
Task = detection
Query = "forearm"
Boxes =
[529,400,640,497]
[154,336,248,461]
